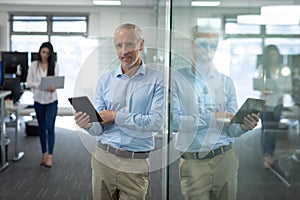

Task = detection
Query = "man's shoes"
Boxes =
[263,155,274,169]
[271,160,291,184]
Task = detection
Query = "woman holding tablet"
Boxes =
[26,42,59,168]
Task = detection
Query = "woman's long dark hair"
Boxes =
[38,42,55,76]
[262,44,280,78]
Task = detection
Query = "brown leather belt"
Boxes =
[181,143,232,160]
[98,142,149,159]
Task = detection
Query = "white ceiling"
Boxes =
[0,0,298,7]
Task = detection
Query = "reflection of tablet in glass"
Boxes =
[39,76,65,90]
[231,98,266,124]
[68,96,102,122]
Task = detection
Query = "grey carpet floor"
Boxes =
[1,118,300,200]
[0,123,92,200]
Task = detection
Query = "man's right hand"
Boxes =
[74,112,92,129]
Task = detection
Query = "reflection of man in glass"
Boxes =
[257,44,292,169]
[173,33,259,200]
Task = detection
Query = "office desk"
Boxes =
[18,106,74,117]
[0,91,11,172]
[5,104,27,161]
[2,103,74,166]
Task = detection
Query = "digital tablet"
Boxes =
[39,76,65,90]
[231,98,266,124]
[68,96,102,122]
[252,78,276,91]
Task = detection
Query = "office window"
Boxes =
[225,22,260,34]
[266,25,300,35]
[222,14,300,107]
[9,13,94,106]
[265,38,300,55]
[52,16,88,33]
[10,13,88,35]
[197,18,221,33]
[224,17,260,35]
[12,16,47,32]
[51,36,98,107]
[224,15,300,36]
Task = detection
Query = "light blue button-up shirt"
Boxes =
[86,62,164,152]
[173,66,247,153]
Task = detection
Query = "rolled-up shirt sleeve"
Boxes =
[85,122,103,136]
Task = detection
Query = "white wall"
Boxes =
[0,5,260,51]
[0,5,157,51]
[0,12,9,51]
[0,5,261,79]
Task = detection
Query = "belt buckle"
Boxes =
[114,148,119,155]
[211,149,215,157]
[221,146,224,154]
[194,153,198,159]
[105,145,110,153]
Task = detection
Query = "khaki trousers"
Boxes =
[91,146,150,200]
[179,149,239,200]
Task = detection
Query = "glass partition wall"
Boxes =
[166,0,300,200]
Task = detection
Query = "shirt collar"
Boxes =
[115,61,146,78]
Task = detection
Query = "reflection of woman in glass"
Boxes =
[259,44,292,168]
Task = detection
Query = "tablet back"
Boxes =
[39,76,65,90]
[68,96,102,122]
[231,98,265,124]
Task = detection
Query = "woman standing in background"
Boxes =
[258,44,292,169]
[26,42,59,168]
